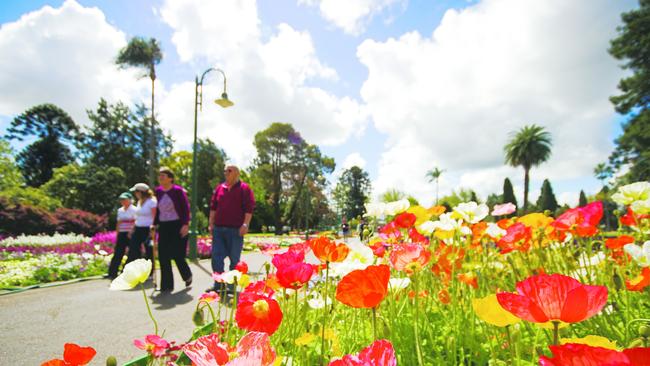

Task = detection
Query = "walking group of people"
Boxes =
[108,165,255,295]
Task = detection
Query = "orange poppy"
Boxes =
[438,289,451,304]
[42,343,96,366]
[335,264,390,308]
[457,272,478,289]
[626,268,650,292]
[309,237,350,263]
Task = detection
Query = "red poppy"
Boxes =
[606,235,635,250]
[183,333,229,366]
[619,207,650,227]
[539,343,650,366]
[41,343,97,366]
[408,227,429,244]
[309,237,350,263]
[276,261,314,289]
[470,222,488,248]
[437,288,451,304]
[228,331,277,366]
[236,292,283,334]
[272,250,304,269]
[394,212,417,229]
[241,280,275,302]
[389,243,431,274]
[235,261,249,274]
[626,267,650,292]
[369,241,388,257]
[430,243,464,276]
[288,241,311,254]
[336,264,390,308]
[328,339,396,366]
[457,272,478,289]
[497,274,607,324]
[378,222,402,241]
[551,201,603,238]
[496,222,532,254]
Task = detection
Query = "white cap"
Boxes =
[130,183,150,192]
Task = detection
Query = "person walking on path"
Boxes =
[107,192,137,279]
[208,165,255,292]
[154,167,193,292]
[127,183,157,275]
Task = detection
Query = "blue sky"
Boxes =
[0,0,636,207]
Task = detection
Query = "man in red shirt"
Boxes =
[208,165,255,293]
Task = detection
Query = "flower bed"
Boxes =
[76,182,650,366]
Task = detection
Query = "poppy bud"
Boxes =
[264,262,271,276]
[612,273,623,290]
[639,324,650,338]
[192,309,205,326]
[106,356,117,366]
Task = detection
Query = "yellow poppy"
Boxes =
[472,294,520,327]
[561,335,617,350]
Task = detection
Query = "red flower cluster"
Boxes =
[497,274,607,324]
[328,339,396,366]
[551,201,603,239]
[540,343,650,366]
[183,331,277,366]
[620,207,650,227]
[389,243,431,274]
[496,222,532,254]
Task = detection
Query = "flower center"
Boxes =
[252,299,269,317]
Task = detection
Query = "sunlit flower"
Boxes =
[235,261,249,274]
[496,223,531,254]
[539,343,650,366]
[389,243,431,274]
[491,203,516,216]
[430,243,465,276]
[276,262,313,289]
[133,334,169,358]
[606,235,635,250]
[182,333,229,366]
[365,202,387,218]
[309,237,350,263]
[437,288,451,304]
[389,277,411,291]
[236,293,283,335]
[560,335,617,350]
[41,343,96,366]
[329,241,374,277]
[453,202,489,224]
[417,220,436,235]
[551,202,603,238]
[328,339,396,366]
[472,294,520,327]
[109,259,151,290]
[199,291,220,303]
[626,267,650,292]
[631,199,650,215]
[624,241,650,267]
[457,272,478,288]
[485,222,507,239]
[336,264,390,308]
[272,250,305,269]
[213,270,243,284]
[497,274,608,324]
[612,181,650,205]
[394,212,417,229]
[184,332,277,366]
[385,199,410,216]
[307,293,332,309]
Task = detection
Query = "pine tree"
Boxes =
[536,179,558,214]
[503,178,518,209]
[578,190,588,207]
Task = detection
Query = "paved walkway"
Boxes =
[0,252,271,366]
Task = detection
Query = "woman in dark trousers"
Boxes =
[127,183,157,278]
[154,167,193,292]
[107,192,136,279]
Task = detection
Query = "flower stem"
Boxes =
[372,307,377,340]
[141,283,158,335]
[413,275,424,366]
[552,321,560,346]
[321,262,330,366]
[506,325,518,366]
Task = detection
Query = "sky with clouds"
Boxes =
[0,0,637,207]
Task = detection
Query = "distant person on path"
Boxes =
[208,165,255,292]
[341,216,350,241]
[358,218,366,241]
[154,167,193,292]
[127,183,157,276]
[107,192,136,279]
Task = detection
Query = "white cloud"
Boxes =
[358,0,636,206]
[343,152,366,169]
[0,0,149,125]
[299,0,404,35]
[158,0,368,167]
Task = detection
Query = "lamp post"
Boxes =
[189,68,233,260]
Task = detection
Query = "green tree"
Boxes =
[608,1,650,182]
[594,163,614,187]
[334,166,372,220]
[0,139,23,190]
[504,125,552,212]
[380,189,405,203]
[425,167,445,204]
[5,104,80,186]
[116,37,163,186]
[43,164,126,218]
[536,179,558,214]
[439,188,478,208]
[252,123,335,233]
[502,178,518,209]
[195,139,228,216]
[579,190,588,207]
[160,151,192,189]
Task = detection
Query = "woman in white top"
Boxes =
[107,192,137,279]
[127,183,157,275]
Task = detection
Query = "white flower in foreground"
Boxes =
[385,199,410,216]
[624,241,650,267]
[214,270,243,284]
[453,202,489,224]
[612,181,650,205]
[329,241,374,277]
[485,223,507,239]
[389,277,411,291]
[365,202,386,218]
[418,221,436,235]
[631,199,650,215]
[307,294,331,309]
[110,259,151,290]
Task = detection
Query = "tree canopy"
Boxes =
[334,166,372,220]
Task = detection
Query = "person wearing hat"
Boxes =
[107,192,137,279]
[153,166,193,292]
[127,183,157,274]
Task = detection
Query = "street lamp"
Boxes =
[189,68,233,260]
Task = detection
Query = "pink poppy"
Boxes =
[491,203,516,216]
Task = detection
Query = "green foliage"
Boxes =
[502,178,518,209]
[160,151,192,189]
[78,99,173,186]
[536,179,558,214]
[42,164,126,219]
[116,37,162,79]
[0,139,23,190]
[439,188,478,207]
[608,1,650,182]
[194,139,228,216]
[252,123,335,233]
[0,186,62,211]
[380,189,405,203]
[504,124,552,211]
[579,189,588,207]
[334,166,372,220]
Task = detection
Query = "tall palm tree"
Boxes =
[116,37,162,186]
[425,167,445,205]
[504,125,552,212]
